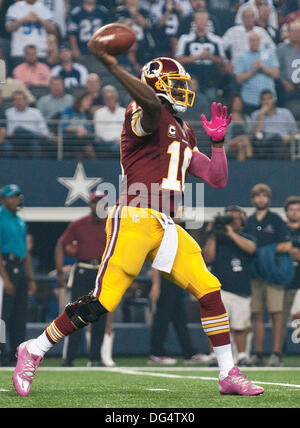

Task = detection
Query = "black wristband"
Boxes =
[210,137,224,144]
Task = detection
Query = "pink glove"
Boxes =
[201,102,232,142]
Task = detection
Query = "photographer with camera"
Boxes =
[203,206,256,366]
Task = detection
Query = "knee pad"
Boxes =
[65,295,108,329]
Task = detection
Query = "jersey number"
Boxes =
[162,141,192,192]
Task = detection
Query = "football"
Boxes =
[89,23,136,56]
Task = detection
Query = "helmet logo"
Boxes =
[144,60,163,78]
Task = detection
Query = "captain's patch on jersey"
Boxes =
[168,125,176,138]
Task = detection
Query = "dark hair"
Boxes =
[260,89,273,100]
[24,45,37,52]
[284,196,300,212]
[50,76,64,85]
[73,90,92,113]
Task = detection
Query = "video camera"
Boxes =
[211,214,235,235]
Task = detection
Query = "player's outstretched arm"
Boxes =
[87,39,161,134]
[188,102,231,189]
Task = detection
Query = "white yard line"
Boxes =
[1,366,300,390]
[0,367,300,392]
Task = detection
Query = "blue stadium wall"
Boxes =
[0,159,299,208]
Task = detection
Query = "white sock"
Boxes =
[28,332,53,357]
[213,344,235,380]
[237,352,247,361]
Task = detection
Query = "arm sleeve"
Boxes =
[188,146,228,189]
[58,223,77,248]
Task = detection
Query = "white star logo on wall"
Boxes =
[57,162,102,206]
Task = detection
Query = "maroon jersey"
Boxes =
[59,214,107,261]
[118,101,198,215]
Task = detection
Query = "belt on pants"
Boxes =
[2,253,25,264]
[67,262,100,289]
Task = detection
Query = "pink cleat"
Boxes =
[13,340,43,397]
[219,366,264,396]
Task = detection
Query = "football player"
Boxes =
[13,41,264,397]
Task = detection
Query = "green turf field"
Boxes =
[0,357,299,408]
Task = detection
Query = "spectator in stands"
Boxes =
[85,73,104,116]
[222,6,275,65]
[281,0,300,18]
[282,196,300,353]
[277,22,300,109]
[149,0,185,57]
[68,0,110,60]
[175,10,225,102]
[94,85,125,153]
[250,89,298,159]
[0,77,36,105]
[46,34,60,67]
[5,91,50,158]
[13,45,51,88]
[40,0,67,39]
[203,206,256,366]
[208,0,239,11]
[225,95,252,161]
[5,0,57,68]
[116,0,155,66]
[0,88,10,157]
[235,0,279,29]
[282,0,300,26]
[244,184,292,367]
[51,42,89,90]
[37,77,74,120]
[178,0,222,37]
[234,30,279,114]
[61,90,95,159]
[0,0,13,66]
[256,3,280,44]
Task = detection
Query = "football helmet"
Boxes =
[141,57,195,113]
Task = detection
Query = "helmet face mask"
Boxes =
[141,57,195,113]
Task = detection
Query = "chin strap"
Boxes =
[172,103,187,114]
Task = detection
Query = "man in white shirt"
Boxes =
[5,90,50,158]
[5,0,57,65]
[235,0,279,29]
[222,6,275,64]
[93,85,125,153]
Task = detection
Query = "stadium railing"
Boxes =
[0,119,300,160]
